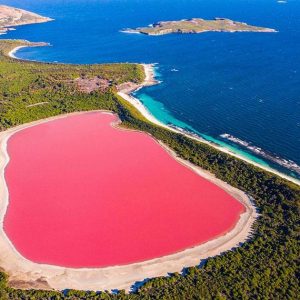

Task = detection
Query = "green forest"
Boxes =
[0,40,299,300]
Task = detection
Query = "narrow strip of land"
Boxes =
[8,43,297,189]
[117,64,300,187]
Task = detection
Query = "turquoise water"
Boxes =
[136,92,270,168]
[2,0,299,178]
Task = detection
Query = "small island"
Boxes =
[122,18,276,35]
[0,5,53,35]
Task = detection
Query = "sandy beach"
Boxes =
[118,64,300,187]
[7,42,50,60]
[7,45,27,59]
[0,109,257,291]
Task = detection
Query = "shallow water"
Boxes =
[2,0,300,178]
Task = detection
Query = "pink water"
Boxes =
[4,112,244,267]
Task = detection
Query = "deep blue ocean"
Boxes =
[2,0,300,179]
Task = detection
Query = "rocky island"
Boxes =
[0,5,53,35]
[122,18,276,35]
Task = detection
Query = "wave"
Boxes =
[220,133,300,175]
[168,124,201,138]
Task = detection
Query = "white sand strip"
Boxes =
[7,46,27,59]
[7,42,50,60]
[0,110,256,292]
[26,102,49,108]
[118,64,300,187]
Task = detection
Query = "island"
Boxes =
[122,18,276,35]
[0,5,53,35]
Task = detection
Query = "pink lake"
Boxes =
[4,112,244,268]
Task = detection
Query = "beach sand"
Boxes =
[7,42,50,60]
[7,46,27,59]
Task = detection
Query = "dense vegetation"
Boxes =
[0,40,144,130]
[0,40,299,300]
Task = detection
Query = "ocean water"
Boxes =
[2,0,300,179]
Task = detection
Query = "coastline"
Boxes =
[0,111,256,291]
[7,45,298,185]
[118,64,300,187]
[7,45,27,59]
[0,5,53,36]
[7,42,50,60]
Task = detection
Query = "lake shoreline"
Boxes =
[0,110,256,292]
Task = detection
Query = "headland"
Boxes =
[0,5,53,35]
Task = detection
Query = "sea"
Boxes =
[1,0,300,179]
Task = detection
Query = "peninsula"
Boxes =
[0,5,52,35]
[122,18,276,35]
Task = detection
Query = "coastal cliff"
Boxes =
[0,5,53,35]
